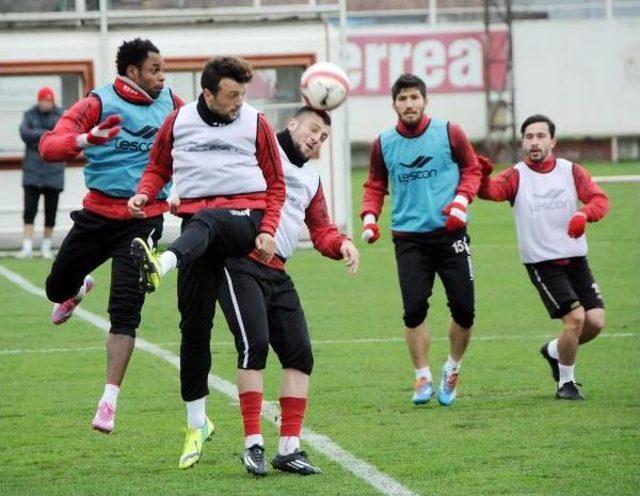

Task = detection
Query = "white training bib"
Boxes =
[274,145,320,260]
[513,158,588,263]
[171,101,266,199]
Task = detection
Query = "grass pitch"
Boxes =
[0,164,638,495]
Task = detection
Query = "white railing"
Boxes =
[340,1,639,22]
[2,1,639,24]
[0,1,341,27]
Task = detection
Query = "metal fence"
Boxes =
[1,0,639,22]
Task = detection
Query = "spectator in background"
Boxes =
[18,86,64,259]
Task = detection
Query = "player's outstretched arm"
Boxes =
[39,96,105,162]
[75,114,122,147]
[477,156,519,204]
[477,154,494,176]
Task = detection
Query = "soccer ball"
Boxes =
[300,62,350,111]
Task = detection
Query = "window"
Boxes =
[246,66,305,130]
[0,61,93,168]
[164,55,313,131]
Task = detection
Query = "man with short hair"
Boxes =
[217,107,358,477]
[128,55,286,469]
[39,38,183,433]
[18,86,64,259]
[477,114,609,400]
[360,73,481,407]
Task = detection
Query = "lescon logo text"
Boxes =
[122,125,159,139]
[530,187,571,212]
[397,168,437,183]
[533,188,564,199]
[531,199,571,212]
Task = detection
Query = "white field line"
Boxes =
[311,333,636,344]
[0,264,418,496]
[0,345,106,355]
[2,332,636,356]
[593,175,640,183]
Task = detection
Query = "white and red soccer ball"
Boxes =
[300,62,350,111]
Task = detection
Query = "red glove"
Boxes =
[477,155,494,176]
[77,114,122,147]
[442,194,469,232]
[361,214,380,244]
[362,223,380,244]
[568,212,587,238]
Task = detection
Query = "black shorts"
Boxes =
[175,209,265,402]
[23,185,60,227]
[45,209,163,335]
[525,256,605,319]
[393,228,475,329]
[218,257,313,375]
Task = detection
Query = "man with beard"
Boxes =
[127,55,285,469]
[359,73,481,407]
[39,38,183,433]
[217,107,359,476]
[477,114,609,400]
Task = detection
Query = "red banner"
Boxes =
[346,30,508,95]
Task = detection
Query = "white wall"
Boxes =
[346,18,640,145]
[349,92,487,143]
[513,18,640,137]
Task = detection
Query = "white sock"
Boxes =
[547,339,560,360]
[278,436,300,455]
[100,383,120,407]
[558,364,575,387]
[186,397,206,429]
[415,367,432,382]
[245,434,264,449]
[22,239,33,253]
[41,238,52,253]
[159,251,178,277]
[444,355,461,372]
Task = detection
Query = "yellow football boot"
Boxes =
[130,237,162,293]
[178,416,214,469]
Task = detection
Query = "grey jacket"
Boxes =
[20,105,65,191]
